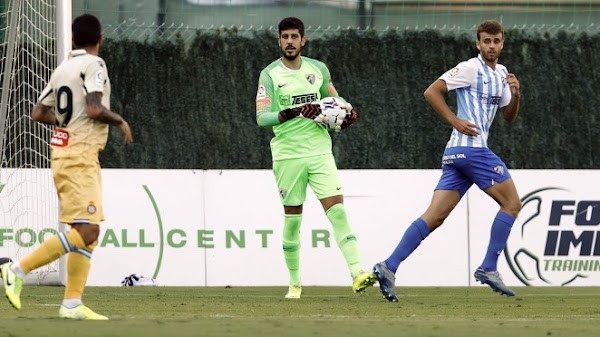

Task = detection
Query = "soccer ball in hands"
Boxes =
[315,97,351,132]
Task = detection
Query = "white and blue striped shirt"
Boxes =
[439,54,512,148]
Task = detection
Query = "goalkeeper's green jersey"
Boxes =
[256,56,337,161]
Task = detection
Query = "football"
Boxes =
[315,97,349,132]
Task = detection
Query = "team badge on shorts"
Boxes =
[494,165,505,176]
[279,189,288,200]
[87,202,97,214]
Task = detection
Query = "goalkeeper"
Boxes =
[255,17,371,299]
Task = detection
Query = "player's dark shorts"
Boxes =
[435,146,511,197]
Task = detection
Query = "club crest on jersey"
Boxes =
[87,202,97,214]
[305,73,315,84]
[494,165,505,175]
[50,128,70,147]
[279,189,288,200]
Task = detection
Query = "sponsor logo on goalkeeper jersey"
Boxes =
[505,187,600,286]
[291,93,318,105]
[50,128,70,147]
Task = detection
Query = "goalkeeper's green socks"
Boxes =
[326,203,362,278]
[283,214,302,286]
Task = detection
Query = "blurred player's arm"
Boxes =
[501,73,520,123]
[83,59,132,144]
[86,92,133,144]
[424,79,479,137]
[32,103,58,125]
[32,84,58,125]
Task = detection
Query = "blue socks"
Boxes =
[385,217,430,274]
[383,212,515,275]
[481,211,515,271]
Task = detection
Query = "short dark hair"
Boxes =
[72,14,102,48]
[477,20,504,40]
[278,17,304,37]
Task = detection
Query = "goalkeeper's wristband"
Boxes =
[279,107,301,121]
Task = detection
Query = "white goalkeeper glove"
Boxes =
[315,108,345,132]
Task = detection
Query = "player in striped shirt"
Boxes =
[373,20,522,301]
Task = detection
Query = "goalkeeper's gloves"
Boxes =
[279,103,321,122]
[341,107,358,130]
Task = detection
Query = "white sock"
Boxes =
[62,298,82,309]
[11,262,27,278]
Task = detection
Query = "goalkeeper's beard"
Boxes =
[282,47,301,61]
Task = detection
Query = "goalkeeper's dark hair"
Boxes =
[278,17,304,37]
[72,14,102,48]
[477,20,504,40]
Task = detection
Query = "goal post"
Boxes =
[0,0,71,286]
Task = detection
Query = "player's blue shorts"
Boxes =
[435,146,511,197]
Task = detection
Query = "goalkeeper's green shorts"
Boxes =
[273,153,342,206]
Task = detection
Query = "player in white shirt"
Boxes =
[373,20,522,302]
[1,14,132,320]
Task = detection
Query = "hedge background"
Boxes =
[73,29,600,169]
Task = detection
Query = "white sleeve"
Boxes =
[38,82,55,107]
[84,58,107,94]
[498,66,512,107]
[439,61,476,91]
[500,85,512,107]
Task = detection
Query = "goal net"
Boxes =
[0,0,70,285]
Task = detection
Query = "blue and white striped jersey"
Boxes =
[439,54,512,148]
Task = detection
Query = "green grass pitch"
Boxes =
[0,286,599,337]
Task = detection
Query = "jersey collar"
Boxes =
[69,49,88,58]
[280,56,303,72]
[477,54,498,71]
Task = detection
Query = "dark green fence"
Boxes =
[101,31,600,169]
[81,29,600,169]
